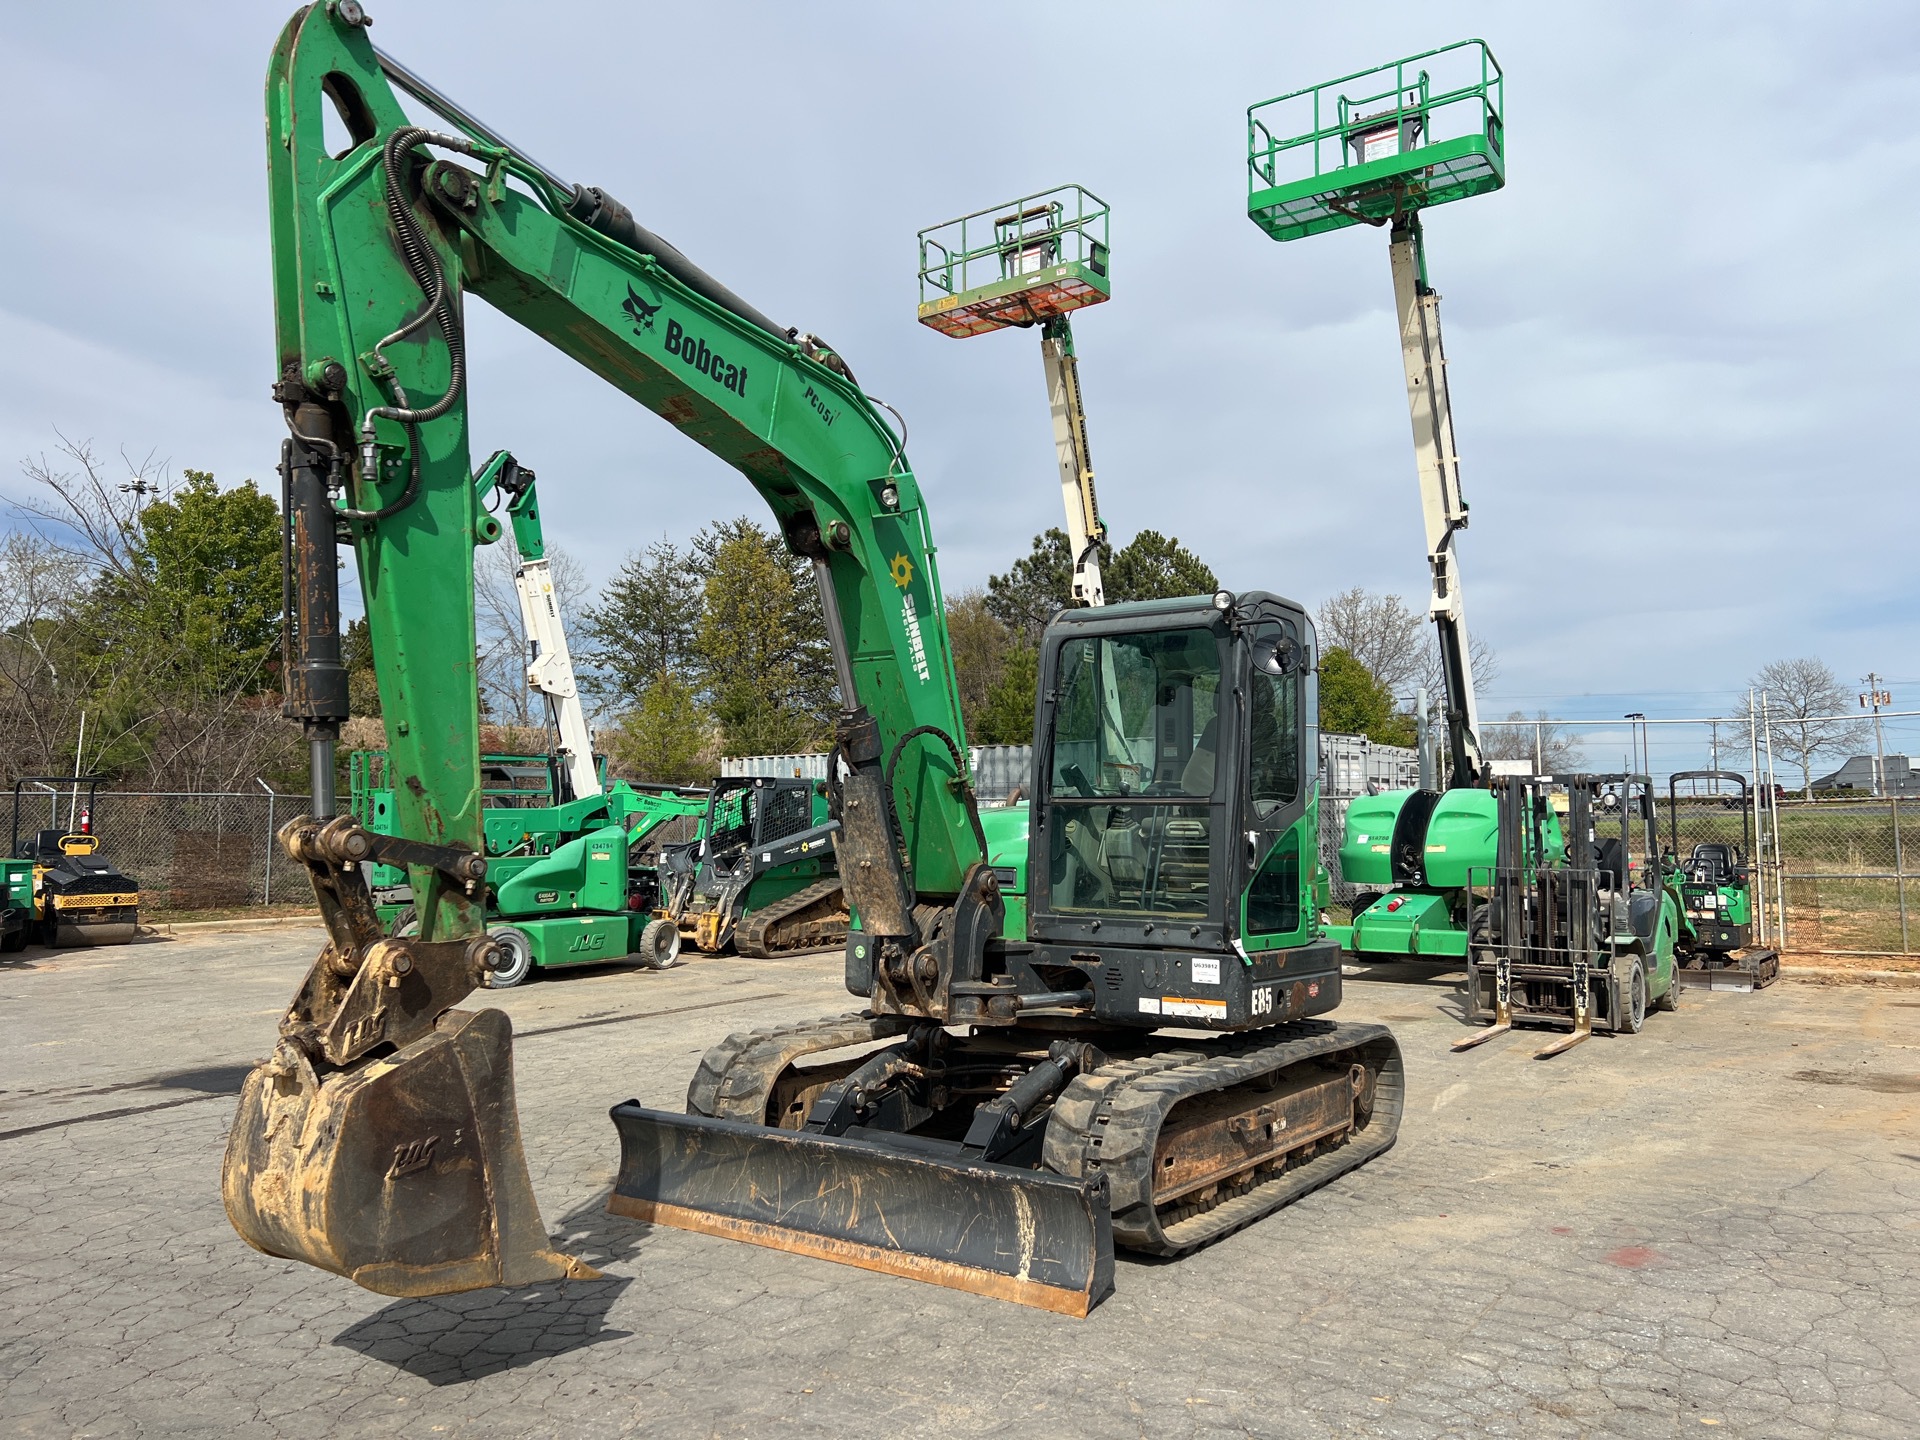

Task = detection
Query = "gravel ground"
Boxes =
[3,927,1916,1439]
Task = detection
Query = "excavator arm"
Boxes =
[227,2,987,1297]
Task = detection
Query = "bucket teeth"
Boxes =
[223,1007,596,1297]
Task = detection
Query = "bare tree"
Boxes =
[1481,710,1583,772]
[1745,657,1869,797]
[7,436,299,792]
[1316,585,1498,703]
[1316,588,1425,696]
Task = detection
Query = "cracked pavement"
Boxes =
[3,928,1916,1438]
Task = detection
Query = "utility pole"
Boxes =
[1709,719,1720,778]
[1860,673,1891,798]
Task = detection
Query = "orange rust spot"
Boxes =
[1606,1245,1658,1268]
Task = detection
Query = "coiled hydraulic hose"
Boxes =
[881,724,991,909]
[342,126,480,523]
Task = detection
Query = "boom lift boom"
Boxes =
[918,188,1112,606]
[1249,44,1509,965]
[227,4,1401,1316]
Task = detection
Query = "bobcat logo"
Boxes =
[623,285,661,334]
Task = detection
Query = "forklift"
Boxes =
[8,777,141,948]
[1454,774,1680,1058]
[1664,770,1779,991]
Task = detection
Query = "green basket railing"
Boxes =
[916,184,1110,337]
[1247,41,1504,243]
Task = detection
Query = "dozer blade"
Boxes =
[224,1007,597,1297]
[608,1104,1115,1316]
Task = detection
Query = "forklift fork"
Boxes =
[1534,952,1592,1059]
[1451,952,1514,1052]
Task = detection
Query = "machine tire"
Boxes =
[1349,890,1384,920]
[1619,957,1647,1035]
[388,904,419,938]
[1651,966,1678,1012]
[0,922,26,954]
[483,925,535,988]
[638,917,682,970]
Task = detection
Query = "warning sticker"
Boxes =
[1160,997,1228,1019]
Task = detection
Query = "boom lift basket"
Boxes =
[1247,41,1504,243]
[917,185,1110,337]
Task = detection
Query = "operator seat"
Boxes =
[1688,843,1733,885]
[1179,715,1220,795]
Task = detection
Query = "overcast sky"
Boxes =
[2,1,1916,771]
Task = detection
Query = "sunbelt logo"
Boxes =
[663,319,749,396]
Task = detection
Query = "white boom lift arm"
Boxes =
[1388,213,1483,788]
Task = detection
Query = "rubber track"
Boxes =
[735,878,849,959]
[1042,1020,1404,1256]
[685,1011,912,1122]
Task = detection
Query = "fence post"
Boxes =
[260,782,276,907]
[1894,794,1909,953]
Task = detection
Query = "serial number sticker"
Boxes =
[1137,997,1163,1016]
[1160,997,1227,1019]
[1191,956,1221,985]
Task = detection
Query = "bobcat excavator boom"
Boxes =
[228,5,1400,1315]
[230,2,980,1298]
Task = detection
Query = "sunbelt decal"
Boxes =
[890,553,931,684]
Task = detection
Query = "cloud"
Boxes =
[1,0,1915,724]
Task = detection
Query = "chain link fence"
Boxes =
[1478,711,1920,957]
[9,788,315,914]
[51,709,1918,952]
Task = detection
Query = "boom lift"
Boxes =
[226,3,1401,1317]
[1248,43,1508,964]
[349,449,707,980]
[918,187,1111,606]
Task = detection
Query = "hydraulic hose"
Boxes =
[346,126,480,523]
[882,725,991,904]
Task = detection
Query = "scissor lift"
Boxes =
[918,186,1111,607]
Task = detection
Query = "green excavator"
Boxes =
[224,2,1402,1317]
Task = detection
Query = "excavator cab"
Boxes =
[1027,592,1336,1028]
[613,593,1399,1314]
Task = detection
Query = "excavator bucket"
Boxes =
[224,1007,596,1297]
[608,1105,1115,1316]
